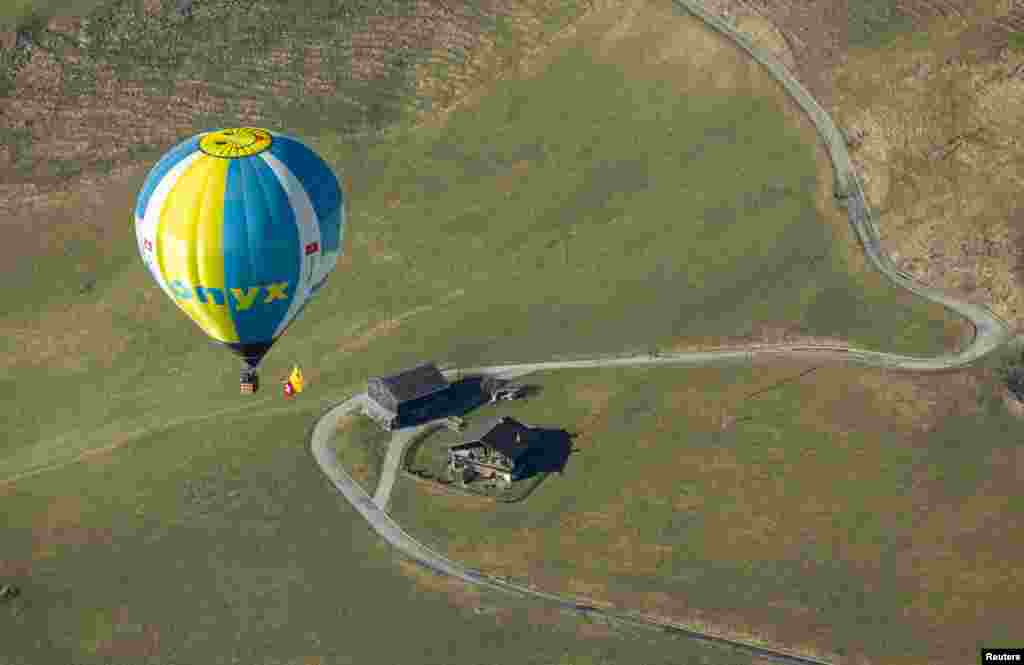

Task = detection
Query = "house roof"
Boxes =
[373,362,449,404]
[456,416,532,460]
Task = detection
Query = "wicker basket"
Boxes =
[240,368,259,394]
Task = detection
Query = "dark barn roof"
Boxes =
[373,362,449,404]
[456,416,532,461]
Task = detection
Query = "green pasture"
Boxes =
[0,0,103,30]
[0,1,1001,663]
[845,0,916,50]
[406,426,462,479]
[1008,31,1024,53]
[1,400,759,665]
[388,358,1024,665]
[2,0,966,481]
[330,414,389,495]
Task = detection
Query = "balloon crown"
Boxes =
[199,127,273,158]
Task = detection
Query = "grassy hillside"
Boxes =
[389,356,1023,665]
[0,0,503,183]
[1,400,764,665]
[1,0,966,482]
[0,0,1005,663]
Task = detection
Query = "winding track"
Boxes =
[310,2,1015,663]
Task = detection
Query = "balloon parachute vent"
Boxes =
[200,128,273,159]
[240,368,259,394]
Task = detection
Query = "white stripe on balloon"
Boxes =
[258,151,321,339]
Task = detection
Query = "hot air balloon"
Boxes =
[134,127,344,393]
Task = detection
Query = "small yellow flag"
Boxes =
[289,365,304,393]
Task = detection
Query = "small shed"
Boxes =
[447,416,533,485]
[366,362,450,430]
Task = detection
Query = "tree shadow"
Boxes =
[516,383,543,399]
[518,428,576,479]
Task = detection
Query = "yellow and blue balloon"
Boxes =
[134,127,344,392]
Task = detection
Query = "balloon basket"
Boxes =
[240,368,259,394]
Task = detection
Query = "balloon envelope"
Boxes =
[134,127,344,368]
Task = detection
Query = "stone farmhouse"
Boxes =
[447,416,534,486]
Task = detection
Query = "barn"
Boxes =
[365,362,450,430]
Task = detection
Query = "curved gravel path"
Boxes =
[310,2,1015,664]
[372,419,436,510]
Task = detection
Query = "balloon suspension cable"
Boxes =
[240,365,259,395]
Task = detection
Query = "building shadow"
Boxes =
[518,428,574,479]
[444,376,490,417]
[516,383,543,399]
[399,375,544,427]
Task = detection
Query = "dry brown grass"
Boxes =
[855,365,982,427]
[0,0,513,228]
[347,462,372,488]
[492,159,531,195]
[3,293,140,372]
[681,1,1013,346]
[0,557,33,579]
[524,603,564,628]
[334,414,357,433]
[565,576,612,604]
[559,506,625,535]
[396,557,483,609]
[447,527,543,578]
[0,42,224,190]
[652,365,1001,661]
[825,8,1024,330]
[414,476,494,511]
[568,380,620,448]
[411,0,604,130]
[617,589,843,665]
[333,413,376,488]
[572,383,616,414]
[889,440,1024,657]
[91,605,162,659]
[0,149,146,274]
[0,168,163,375]
[27,494,114,563]
[574,617,617,639]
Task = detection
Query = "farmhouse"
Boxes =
[366,362,450,430]
[447,416,533,486]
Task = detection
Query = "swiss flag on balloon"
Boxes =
[304,241,319,255]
